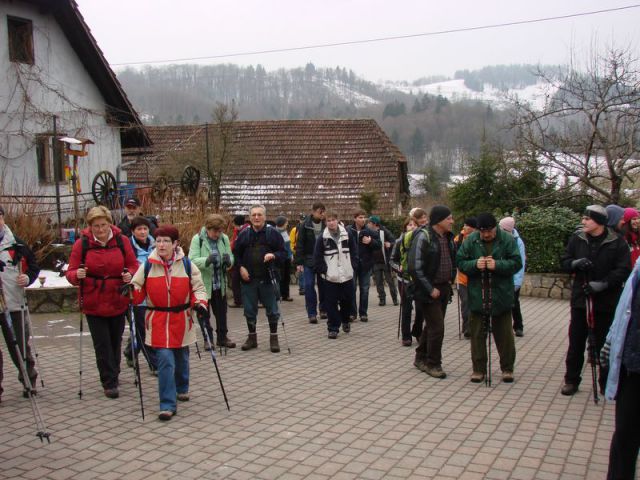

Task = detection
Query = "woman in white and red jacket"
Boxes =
[66,206,138,399]
[130,225,208,421]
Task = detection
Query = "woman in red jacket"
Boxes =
[66,206,138,398]
[131,225,208,421]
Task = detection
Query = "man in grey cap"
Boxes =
[559,205,630,396]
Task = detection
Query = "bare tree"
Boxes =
[511,45,640,204]
[209,101,238,211]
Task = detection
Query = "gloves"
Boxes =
[221,253,231,267]
[571,258,593,271]
[584,281,608,295]
[120,283,134,297]
[205,252,219,267]
[194,303,210,322]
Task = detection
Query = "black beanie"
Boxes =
[464,217,478,229]
[429,205,451,226]
[233,214,246,226]
[584,205,608,226]
[476,213,497,230]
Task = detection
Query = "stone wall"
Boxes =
[521,273,572,300]
[27,286,79,313]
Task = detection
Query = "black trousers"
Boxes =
[280,258,291,299]
[124,306,156,370]
[415,284,450,368]
[608,368,640,480]
[202,289,229,344]
[1,310,38,388]
[86,314,126,389]
[565,306,612,391]
[324,280,354,332]
[512,287,524,331]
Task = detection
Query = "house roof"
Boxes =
[123,119,410,218]
[24,0,150,148]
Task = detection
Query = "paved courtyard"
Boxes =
[0,291,619,479]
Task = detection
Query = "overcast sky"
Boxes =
[75,0,639,82]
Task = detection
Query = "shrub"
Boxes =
[517,206,580,273]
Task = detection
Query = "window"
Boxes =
[7,16,34,64]
[36,136,65,184]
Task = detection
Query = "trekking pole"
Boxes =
[195,307,230,411]
[123,276,145,420]
[0,274,51,443]
[456,280,462,340]
[78,263,85,399]
[397,282,403,340]
[16,254,45,388]
[584,282,599,405]
[267,264,291,354]
[481,268,493,387]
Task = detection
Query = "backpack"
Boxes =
[406,226,431,283]
[143,256,192,281]
[81,233,126,266]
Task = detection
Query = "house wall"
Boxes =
[0,3,122,216]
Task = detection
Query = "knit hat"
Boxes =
[275,215,287,227]
[130,216,151,231]
[125,198,141,208]
[233,214,246,226]
[623,207,640,223]
[476,213,497,231]
[605,205,625,228]
[154,224,179,242]
[369,215,381,225]
[499,217,515,233]
[429,205,451,226]
[584,205,608,226]
[464,217,478,229]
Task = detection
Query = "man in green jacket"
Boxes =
[189,214,236,348]
[456,213,522,384]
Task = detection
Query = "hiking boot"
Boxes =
[342,322,351,333]
[204,343,213,351]
[126,357,134,368]
[561,383,578,396]
[463,330,471,339]
[349,315,356,322]
[150,368,158,377]
[379,299,386,306]
[328,331,338,339]
[402,339,412,347]
[319,311,328,320]
[360,316,369,323]
[241,333,258,351]
[217,337,236,348]
[470,372,485,383]
[177,392,190,402]
[309,316,318,324]
[393,298,399,306]
[502,371,514,383]
[270,334,280,353]
[22,388,37,398]
[514,329,524,337]
[298,289,305,296]
[413,358,427,372]
[104,387,119,399]
[283,297,294,302]
[425,365,447,379]
[158,410,176,421]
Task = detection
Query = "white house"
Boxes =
[0,0,148,218]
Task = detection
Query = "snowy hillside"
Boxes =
[387,78,557,111]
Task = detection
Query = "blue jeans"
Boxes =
[156,347,189,412]
[241,278,280,327]
[303,267,325,318]
[352,268,372,318]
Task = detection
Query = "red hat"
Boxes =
[154,224,179,242]
[624,207,639,223]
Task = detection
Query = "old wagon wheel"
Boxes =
[151,176,169,203]
[91,170,117,208]
[180,166,200,196]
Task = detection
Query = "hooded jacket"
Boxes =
[313,224,358,283]
[294,215,326,267]
[346,224,381,272]
[0,225,39,311]
[66,225,138,317]
[132,247,207,349]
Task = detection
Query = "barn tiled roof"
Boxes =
[123,119,409,219]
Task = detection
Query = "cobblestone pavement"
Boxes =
[0,291,619,479]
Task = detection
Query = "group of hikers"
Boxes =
[1,199,640,478]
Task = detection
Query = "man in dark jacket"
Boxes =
[233,204,286,353]
[347,209,381,322]
[457,213,522,384]
[368,215,398,306]
[560,205,631,396]
[295,203,326,323]
[408,205,456,379]
[0,206,40,397]
[118,198,158,237]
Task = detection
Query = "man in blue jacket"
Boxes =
[233,205,286,353]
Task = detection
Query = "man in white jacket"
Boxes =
[313,212,359,339]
